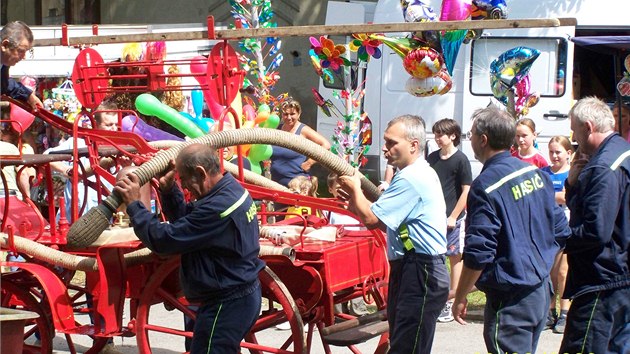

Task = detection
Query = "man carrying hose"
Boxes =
[115,143,264,354]
[337,115,449,354]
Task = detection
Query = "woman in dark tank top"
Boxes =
[270,99,330,187]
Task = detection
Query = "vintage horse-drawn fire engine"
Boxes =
[1,16,571,353]
[1,19,392,354]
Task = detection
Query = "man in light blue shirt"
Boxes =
[338,114,449,354]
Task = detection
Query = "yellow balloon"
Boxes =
[255,111,270,124]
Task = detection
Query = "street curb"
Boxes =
[466,308,485,322]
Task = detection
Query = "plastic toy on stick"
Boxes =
[135,93,205,138]
[181,89,215,132]
[230,0,284,108]
[121,115,184,142]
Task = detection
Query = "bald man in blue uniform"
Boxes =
[115,144,264,354]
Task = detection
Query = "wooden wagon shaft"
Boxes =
[33,17,577,47]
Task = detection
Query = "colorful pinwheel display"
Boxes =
[349,34,383,62]
[310,36,352,72]
[229,0,284,108]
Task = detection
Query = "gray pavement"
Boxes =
[48,306,564,354]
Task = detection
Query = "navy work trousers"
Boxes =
[483,279,551,354]
[189,284,261,354]
[560,286,630,354]
[387,252,449,354]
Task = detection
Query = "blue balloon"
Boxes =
[180,111,214,133]
[490,47,540,88]
[181,88,215,133]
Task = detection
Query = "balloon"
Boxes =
[618,77,630,97]
[261,113,280,129]
[368,34,423,58]
[402,0,438,23]
[440,0,472,21]
[185,89,215,132]
[405,70,453,97]
[241,145,251,156]
[243,104,257,122]
[255,110,270,124]
[440,29,468,76]
[625,54,630,72]
[180,112,215,133]
[248,144,273,162]
[8,103,34,133]
[135,93,205,138]
[490,47,540,89]
[242,120,256,129]
[492,74,539,116]
[249,162,262,175]
[471,0,508,20]
[440,0,471,76]
[122,115,184,142]
[191,89,205,117]
[403,47,444,79]
[257,103,271,113]
[514,75,540,116]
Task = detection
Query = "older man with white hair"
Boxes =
[560,96,630,354]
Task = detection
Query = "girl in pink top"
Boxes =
[512,118,549,168]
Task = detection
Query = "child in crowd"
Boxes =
[427,118,472,323]
[513,118,549,168]
[286,175,319,216]
[541,135,573,334]
[325,173,361,230]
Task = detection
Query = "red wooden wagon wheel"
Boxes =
[135,258,306,354]
[135,258,190,353]
[2,268,111,354]
[243,266,306,354]
[1,277,55,354]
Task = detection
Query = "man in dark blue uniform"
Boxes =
[115,143,264,354]
[452,106,570,354]
[1,21,42,110]
[560,97,630,354]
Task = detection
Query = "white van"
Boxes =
[317,0,629,180]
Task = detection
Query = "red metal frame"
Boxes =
[1,22,390,353]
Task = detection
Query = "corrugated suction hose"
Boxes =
[67,128,380,248]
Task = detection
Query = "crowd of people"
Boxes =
[3,19,630,354]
